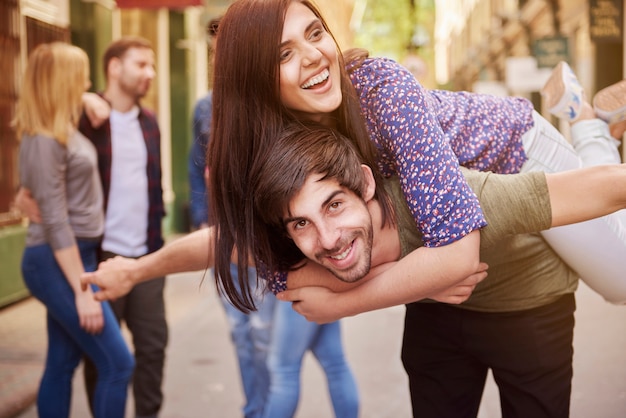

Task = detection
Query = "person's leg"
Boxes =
[480,295,575,418]
[219,263,276,418]
[22,242,134,418]
[84,253,129,415]
[119,276,168,418]
[527,66,626,304]
[262,301,317,418]
[309,321,359,418]
[402,302,487,418]
[246,266,277,417]
[21,244,80,418]
[570,117,622,166]
[39,312,82,418]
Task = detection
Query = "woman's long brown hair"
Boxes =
[209,0,390,312]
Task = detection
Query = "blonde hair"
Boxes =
[14,42,89,145]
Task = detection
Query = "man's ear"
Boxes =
[360,164,376,202]
[108,57,121,79]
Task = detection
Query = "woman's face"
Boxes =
[279,2,343,123]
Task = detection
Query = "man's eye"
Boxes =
[294,220,307,230]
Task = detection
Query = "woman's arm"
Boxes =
[55,245,104,334]
[81,227,214,301]
[354,58,486,247]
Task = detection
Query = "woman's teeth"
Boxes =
[301,69,329,89]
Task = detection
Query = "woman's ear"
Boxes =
[360,164,376,201]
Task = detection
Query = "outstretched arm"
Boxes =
[81,227,214,300]
[547,164,626,226]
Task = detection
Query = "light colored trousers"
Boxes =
[521,111,626,304]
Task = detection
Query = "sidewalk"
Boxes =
[2,270,625,417]
[0,295,46,418]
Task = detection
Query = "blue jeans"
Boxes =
[21,240,134,418]
[220,263,277,418]
[263,301,359,418]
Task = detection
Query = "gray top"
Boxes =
[19,131,104,249]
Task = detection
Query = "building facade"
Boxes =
[435,0,624,107]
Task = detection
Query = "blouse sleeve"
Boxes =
[351,58,486,247]
[21,135,76,250]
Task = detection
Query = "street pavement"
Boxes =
[1,267,625,418]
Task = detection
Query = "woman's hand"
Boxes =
[75,289,104,334]
[428,262,488,304]
[278,286,345,324]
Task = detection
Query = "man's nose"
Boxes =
[317,223,340,249]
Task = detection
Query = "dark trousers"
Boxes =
[85,251,169,418]
[402,294,575,418]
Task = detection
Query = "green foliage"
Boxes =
[354,0,435,62]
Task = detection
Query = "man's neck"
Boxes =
[368,199,401,267]
[103,85,137,113]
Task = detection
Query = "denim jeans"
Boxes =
[262,301,359,418]
[21,240,134,418]
[522,112,626,303]
[220,263,277,418]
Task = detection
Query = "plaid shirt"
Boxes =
[79,100,165,254]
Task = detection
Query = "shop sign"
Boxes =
[532,36,569,69]
[589,0,623,42]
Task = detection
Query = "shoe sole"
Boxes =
[541,62,566,109]
[540,61,583,121]
[594,80,626,124]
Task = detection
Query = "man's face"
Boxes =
[116,47,155,100]
[283,173,374,283]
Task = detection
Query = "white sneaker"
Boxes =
[540,61,585,122]
[593,80,626,125]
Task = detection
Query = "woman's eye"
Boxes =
[279,49,292,62]
[310,28,323,41]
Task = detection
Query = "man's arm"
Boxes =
[13,187,41,223]
[547,164,626,226]
[82,92,110,128]
[463,164,626,248]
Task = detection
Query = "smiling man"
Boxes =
[253,122,626,418]
[81,119,626,418]
[252,122,626,291]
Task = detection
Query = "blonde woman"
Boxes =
[15,42,133,418]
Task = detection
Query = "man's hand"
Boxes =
[82,92,110,128]
[429,262,488,304]
[278,286,346,324]
[80,256,138,301]
[14,188,41,223]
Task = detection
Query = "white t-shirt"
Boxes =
[101,106,149,257]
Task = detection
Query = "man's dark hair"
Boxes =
[102,36,152,78]
[207,16,221,38]
[250,121,395,275]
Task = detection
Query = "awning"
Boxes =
[116,0,203,9]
